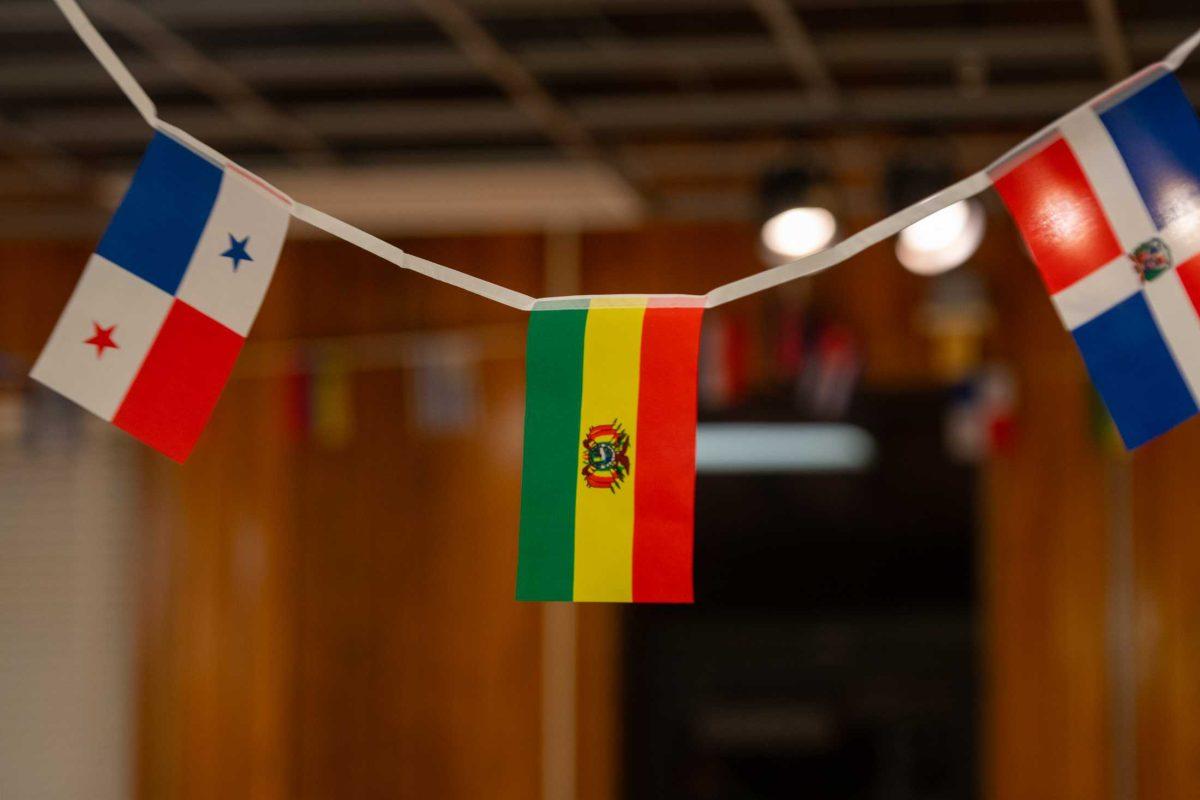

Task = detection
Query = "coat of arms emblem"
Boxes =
[581,421,631,491]
[1131,237,1173,282]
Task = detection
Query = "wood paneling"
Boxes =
[277,236,543,799]
[136,372,295,800]
[979,222,1111,800]
[135,265,297,800]
[1,211,1198,800]
[1132,422,1200,800]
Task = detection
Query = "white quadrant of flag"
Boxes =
[32,255,172,420]
[176,165,290,336]
[30,131,292,461]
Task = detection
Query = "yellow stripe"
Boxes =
[573,298,647,601]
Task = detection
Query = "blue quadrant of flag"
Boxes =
[97,134,224,295]
[994,70,1200,448]
[1099,74,1200,232]
[31,132,291,461]
[1072,292,1198,447]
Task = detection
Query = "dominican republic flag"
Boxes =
[32,132,291,461]
[993,68,1200,448]
[517,296,704,603]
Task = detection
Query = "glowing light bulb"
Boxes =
[761,207,837,260]
[897,199,986,275]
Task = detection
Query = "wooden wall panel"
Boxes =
[0,241,88,359]
[575,605,622,800]
[811,232,933,386]
[135,261,297,800]
[980,222,1111,800]
[279,237,543,799]
[580,221,760,297]
[288,360,542,800]
[135,371,295,800]
[1132,422,1200,800]
[1,212,1197,800]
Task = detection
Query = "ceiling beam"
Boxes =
[1083,0,1132,81]
[405,0,646,204]
[406,0,607,162]
[746,0,836,97]
[84,0,336,166]
[3,24,1185,99]
[27,79,1200,151]
[575,84,1101,129]
[3,0,1090,33]
[22,100,531,148]
[1,0,404,32]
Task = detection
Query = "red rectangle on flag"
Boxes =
[632,303,704,603]
[113,300,244,461]
[994,137,1124,293]
[1175,254,1200,318]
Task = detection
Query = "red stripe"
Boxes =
[632,304,704,603]
[1175,253,1200,316]
[113,300,244,462]
[993,136,1123,294]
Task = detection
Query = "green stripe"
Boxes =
[516,307,588,600]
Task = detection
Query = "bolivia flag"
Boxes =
[517,296,705,603]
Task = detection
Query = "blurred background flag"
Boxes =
[992,69,1200,448]
[517,296,704,603]
[30,132,291,461]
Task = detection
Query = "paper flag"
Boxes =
[31,131,290,461]
[992,69,1200,448]
[516,296,704,603]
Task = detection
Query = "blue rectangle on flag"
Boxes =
[96,133,223,295]
[1100,73,1200,231]
[1073,292,1197,448]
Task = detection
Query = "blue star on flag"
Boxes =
[220,234,254,271]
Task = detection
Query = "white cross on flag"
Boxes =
[992,67,1200,448]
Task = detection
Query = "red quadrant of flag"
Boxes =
[1174,254,1200,314]
[993,137,1124,293]
[113,300,244,461]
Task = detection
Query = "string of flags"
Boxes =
[26,0,1200,603]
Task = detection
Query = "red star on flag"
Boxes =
[84,322,119,358]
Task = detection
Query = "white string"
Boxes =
[51,0,157,124]
[154,120,235,171]
[292,204,537,310]
[40,1,1200,311]
[1165,28,1200,71]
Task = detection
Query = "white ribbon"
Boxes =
[291,204,537,311]
[1165,28,1200,71]
[43,0,1200,311]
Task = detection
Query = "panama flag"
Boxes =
[31,132,290,461]
[517,296,704,603]
[992,68,1200,448]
